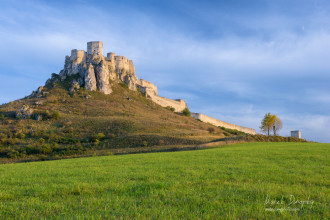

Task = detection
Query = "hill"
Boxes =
[0,74,307,163]
[0,142,328,219]
[0,74,236,162]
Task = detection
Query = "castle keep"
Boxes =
[56,41,255,134]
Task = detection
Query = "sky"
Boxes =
[0,0,329,142]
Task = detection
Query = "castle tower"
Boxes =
[107,52,116,60]
[87,41,103,55]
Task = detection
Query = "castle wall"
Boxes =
[139,79,158,96]
[191,113,256,135]
[149,95,187,112]
[128,60,135,74]
[87,41,103,55]
[115,56,130,73]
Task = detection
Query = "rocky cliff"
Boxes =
[46,41,187,112]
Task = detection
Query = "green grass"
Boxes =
[0,142,328,219]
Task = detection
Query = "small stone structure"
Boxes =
[191,113,256,135]
[291,130,301,139]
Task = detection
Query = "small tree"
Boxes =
[260,113,283,136]
[271,115,282,136]
[260,113,273,136]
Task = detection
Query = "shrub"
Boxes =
[94,139,100,146]
[25,145,40,154]
[0,114,4,120]
[7,150,20,159]
[15,132,26,139]
[38,138,45,144]
[166,106,175,112]
[119,82,128,88]
[52,111,60,120]
[142,141,148,147]
[182,108,191,117]
[207,127,215,133]
[40,144,52,154]
[91,133,105,142]
[95,133,105,140]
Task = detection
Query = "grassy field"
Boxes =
[0,142,328,219]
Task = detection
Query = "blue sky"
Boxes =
[0,0,329,142]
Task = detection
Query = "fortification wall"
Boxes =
[128,60,135,74]
[150,95,187,112]
[139,79,158,96]
[115,56,130,73]
[191,113,256,135]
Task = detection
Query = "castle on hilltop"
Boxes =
[52,41,255,134]
[58,41,188,112]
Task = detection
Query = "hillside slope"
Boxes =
[0,74,233,162]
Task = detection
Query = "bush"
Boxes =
[40,144,52,154]
[15,132,26,139]
[25,145,40,154]
[7,150,20,159]
[94,139,100,146]
[0,114,4,120]
[207,127,215,133]
[119,82,128,88]
[166,106,175,112]
[91,133,105,142]
[182,108,191,117]
[95,133,105,140]
[223,132,230,136]
[52,111,60,120]
[142,141,148,147]
[38,138,45,144]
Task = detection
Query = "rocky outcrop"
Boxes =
[16,105,33,119]
[84,63,97,91]
[95,60,112,94]
[69,81,80,93]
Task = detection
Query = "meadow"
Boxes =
[0,142,328,219]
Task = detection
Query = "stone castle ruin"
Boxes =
[52,41,255,134]
[57,41,187,112]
